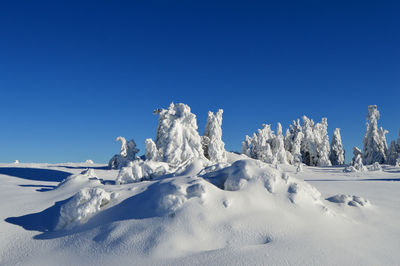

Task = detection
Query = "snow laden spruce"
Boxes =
[242,116,338,166]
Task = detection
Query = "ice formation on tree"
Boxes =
[272,123,288,164]
[202,109,227,163]
[285,120,304,164]
[243,116,332,166]
[108,137,139,169]
[242,124,284,164]
[154,103,206,165]
[387,130,400,165]
[329,128,345,165]
[344,147,366,172]
[145,138,159,161]
[362,105,388,165]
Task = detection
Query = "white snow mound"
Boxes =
[326,194,370,207]
[57,187,117,230]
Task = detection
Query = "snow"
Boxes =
[0,103,399,265]
[1,157,399,265]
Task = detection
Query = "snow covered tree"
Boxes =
[362,105,388,164]
[344,147,366,172]
[203,109,227,163]
[109,136,139,169]
[272,123,288,164]
[301,116,319,166]
[330,128,345,165]
[387,141,398,165]
[315,118,332,166]
[284,119,304,164]
[241,135,252,157]
[145,138,159,161]
[154,103,206,165]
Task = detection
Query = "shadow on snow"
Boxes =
[0,167,72,182]
[5,181,175,240]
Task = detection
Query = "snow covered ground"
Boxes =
[0,155,399,265]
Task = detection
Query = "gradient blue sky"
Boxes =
[0,1,399,163]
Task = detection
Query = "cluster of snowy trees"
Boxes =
[109,103,399,171]
[109,103,227,169]
[348,105,400,170]
[241,117,345,166]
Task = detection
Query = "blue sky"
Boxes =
[0,1,399,163]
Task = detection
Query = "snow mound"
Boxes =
[326,194,370,207]
[116,160,171,184]
[205,159,323,207]
[80,168,96,177]
[85,159,94,164]
[368,162,382,171]
[57,188,117,230]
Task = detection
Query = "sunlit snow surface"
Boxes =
[0,154,399,265]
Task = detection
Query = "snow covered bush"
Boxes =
[362,105,388,165]
[154,103,206,166]
[368,162,382,171]
[57,187,117,230]
[116,160,171,184]
[202,109,227,163]
[330,128,345,165]
[109,136,139,169]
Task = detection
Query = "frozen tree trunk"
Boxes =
[330,128,345,165]
[362,105,388,164]
[155,103,206,165]
[203,109,227,163]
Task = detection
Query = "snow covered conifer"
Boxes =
[387,141,398,165]
[330,128,345,165]
[344,147,366,172]
[203,109,227,163]
[315,118,332,166]
[241,135,252,157]
[145,138,159,161]
[301,116,318,166]
[108,136,139,169]
[362,105,388,164]
[155,103,206,165]
[272,123,288,164]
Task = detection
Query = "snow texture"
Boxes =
[326,194,370,207]
[57,187,116,230]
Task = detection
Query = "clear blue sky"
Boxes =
[0,1,399,163]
